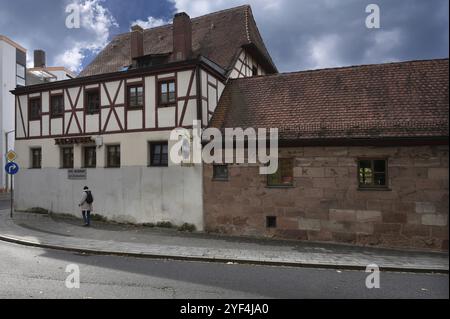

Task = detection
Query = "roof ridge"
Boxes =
[122,5,251,34]
[189,5,250,21]
[229,58,450,82]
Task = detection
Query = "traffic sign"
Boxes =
[6,150,17,162]
[5,162,19,175]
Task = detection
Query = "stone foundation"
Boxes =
[204,145,449,251]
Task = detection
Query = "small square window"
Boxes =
[266,216,277,228]
[149,142,169,167]
[267,158,294,187]
[213,165,229,181]
[358,159,388,189]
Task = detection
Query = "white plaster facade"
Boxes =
[14,132,204,227]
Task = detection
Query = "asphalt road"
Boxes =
[0,240,448,299]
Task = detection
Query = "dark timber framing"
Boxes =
[13,58,227,141]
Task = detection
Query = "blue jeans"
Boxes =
[82,210,91,225]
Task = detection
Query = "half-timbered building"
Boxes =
[11,6,277,228]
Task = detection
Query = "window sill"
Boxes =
[358,187,392,191]
[212,178,229,182]
[127,106,144,110]
[148,165,169,168]
[266,185,295,189]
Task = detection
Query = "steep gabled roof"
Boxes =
[210,59,449,141]
[79,5,277,77]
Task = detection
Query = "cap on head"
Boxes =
[83,186,89,190]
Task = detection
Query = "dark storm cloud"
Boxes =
[0,0,448,73]
[172,0,449,71]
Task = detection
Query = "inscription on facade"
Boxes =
[68,169,87,180]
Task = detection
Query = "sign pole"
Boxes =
[4,157,19,219]
[10,175,13,219]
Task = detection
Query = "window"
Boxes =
[83,146,97,168]
[267,158,294,187]
[30,148,42,169]
[85,89,100,114]
[61,147,74,169]
[16,63,26,87]
[149,142,168,167]
[213,165,229,181]
[50,95,64,117]
[29,97,41,121]
[107,145,121,168]
[158,80,176,106]
[358,159,388,188]
[266,216,277,228]
[127,85,144,108]
[252,65,258,76]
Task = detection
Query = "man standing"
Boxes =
[79,186,94,227]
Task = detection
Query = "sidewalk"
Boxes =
[0,209,448,273]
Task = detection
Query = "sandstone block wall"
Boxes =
[203,145,449,251]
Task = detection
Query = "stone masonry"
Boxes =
[203,145,449,251]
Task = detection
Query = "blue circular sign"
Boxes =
[5,162,19,175]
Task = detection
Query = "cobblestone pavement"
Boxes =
[0,210,448,272]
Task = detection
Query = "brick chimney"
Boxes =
[130,25,144,59]
[173,12,192,61]
[34,50,46,68]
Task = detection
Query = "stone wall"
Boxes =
[203,145,449,251]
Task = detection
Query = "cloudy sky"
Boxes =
[0,0,448,74]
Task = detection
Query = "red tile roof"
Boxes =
[210,59,449,140]
[79,5,277,77]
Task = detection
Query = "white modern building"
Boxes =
[11,6,277,229]
[0,35,27,192]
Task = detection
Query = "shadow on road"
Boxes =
[35,245,448,299]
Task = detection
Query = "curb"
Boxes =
[0,233,448,274]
